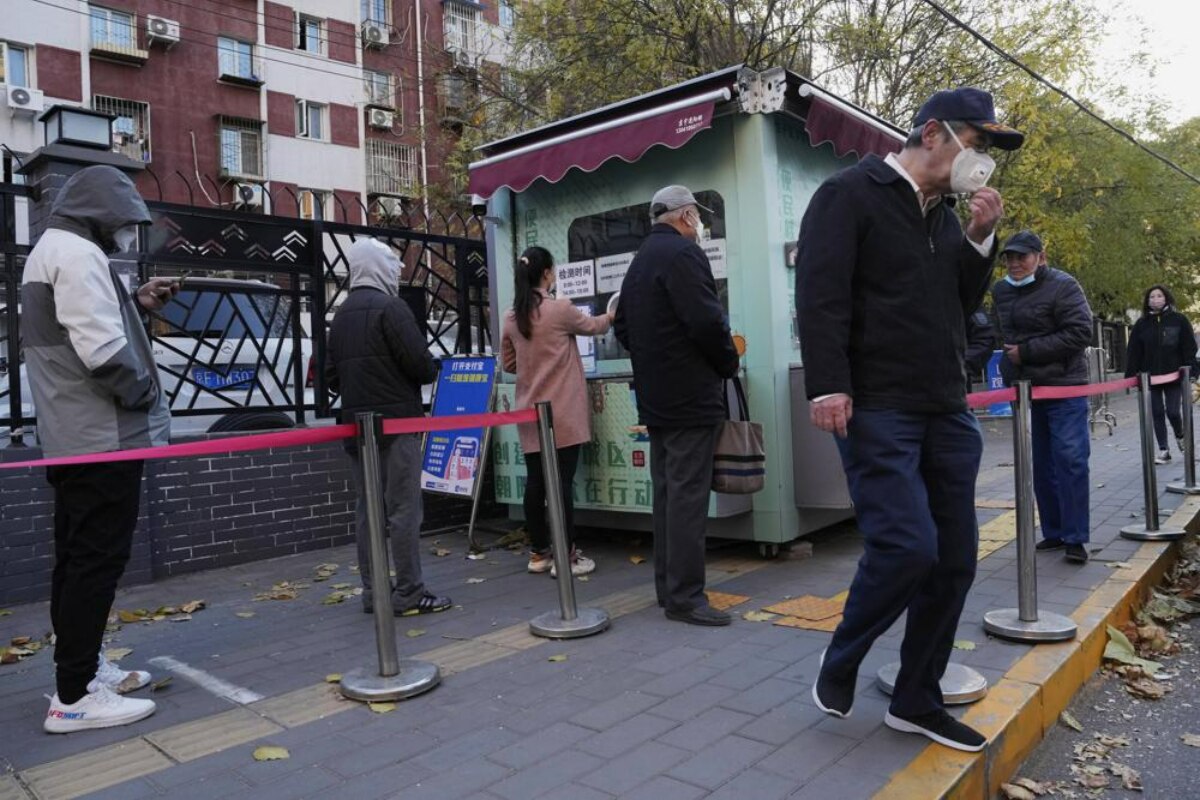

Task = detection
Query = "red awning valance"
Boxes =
[469,90,728,199]
[804,95,903,160]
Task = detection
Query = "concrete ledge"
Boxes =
[875,496,1199,799]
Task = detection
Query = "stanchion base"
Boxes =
[1166,482,1200,495]
[339,660,440,702]
[529,606,610,639]
[1119,524,1186,541]
[983,608,1077,642]
[876,662,988,705]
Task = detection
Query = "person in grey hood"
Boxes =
[326,239,451,617]
[23,165,178,733]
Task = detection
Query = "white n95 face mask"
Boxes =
[943,121,995,194]
[112,225,139,253]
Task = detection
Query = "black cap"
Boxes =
[1000,230,1044,255]
[912,88,1024,151]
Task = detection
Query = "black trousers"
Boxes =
[47,461,145,704]
[523,445,581,553]
[649,424,721,612]
[1150,381,1185,450]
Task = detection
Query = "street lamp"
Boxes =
[40,105,115,151]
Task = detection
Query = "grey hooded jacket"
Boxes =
[22,165,170,457]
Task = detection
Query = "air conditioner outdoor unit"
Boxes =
[376,196,402,216]
[6,86,45,115]
[362,22,389,48]
[233,182,263,209]
[146,15,181,46]
[453,48,473,67]
[368,108,395,130]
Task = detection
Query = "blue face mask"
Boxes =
[1004,273,1036,288]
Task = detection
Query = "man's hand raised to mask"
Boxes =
[965,187,1003,245]
[810,393,853,438]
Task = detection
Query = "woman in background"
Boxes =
[501,246,611,576]
[1125,284,1197,464]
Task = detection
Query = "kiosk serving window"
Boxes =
[565,190,728,375]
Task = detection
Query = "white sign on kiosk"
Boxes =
[555,260,595,299]
[702,238,727,280]
[596,252,634,294]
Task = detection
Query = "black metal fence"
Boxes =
[1,184,488,442]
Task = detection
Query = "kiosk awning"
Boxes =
[469,88,731,199]
[799,86,905,159]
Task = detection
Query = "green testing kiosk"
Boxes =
[469,66,908,556]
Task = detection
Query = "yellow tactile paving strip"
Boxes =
[704,591,751,611]
[12,556,769,800]
[874,495,1200,799]
[763,595,845,621]
[774,613,843,632]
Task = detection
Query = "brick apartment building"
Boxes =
[0,0,513,220]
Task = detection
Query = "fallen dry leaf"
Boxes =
[151,677,172,692]
[743,610,777,622]
[0,610,11,617]
[252,746,290,761]
[10,636,31,646]
[1011,777,1051,796]
[999,784,1037,800]
[1095,733,1130,748]
[1060,710,1084,732]
[368,702,396,714]
[431,548,452,557]
[105,647,133,662]
[1124,676,1167,700]
[465,577,486,584]
[466,552,486,561]
[180,600,206,614]
[629,555,646,565]
[235,611,256,619]
[548,654,568,663]
[952,639,976,651]
[1180,733,1200,747]
[1104,625,1161,673]
[168,614,192,623]
[406,629,425,638]
[325,674,342,684]
[1109,762,1142,791]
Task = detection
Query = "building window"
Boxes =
[294,99,326,140]
[443,1,479,58]
[90,6,136,50]
[296,14,325,55]
[499,0,515,28]
[217,37,257,80]
[364,69,393,108]
[1,42,29,87]
[366,139,417,196]
[361,0,388,25]
[94,96,151,162]
[219,117,263,177]
[298,189,328,221]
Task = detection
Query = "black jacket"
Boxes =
[614,224,739,427]
[964,309,997,377]
[326,287,436,425]
[1125,309,1198,379]
[991,266,1092,386]
[795,155,994,413]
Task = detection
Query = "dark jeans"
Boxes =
[348,434,427,609]
[1031,397,1090,544]
[1150,381,1185,450]
[47,460,145,704]
[523,445,581,553]
[826,410,981,717]
[649,424,720,613]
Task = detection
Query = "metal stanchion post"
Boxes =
[1122,374,1187,540]
[529,402,610,639]
[340,412,440,702]
[1168,366,1200,495]
[876,662,988,705]
[984,381,1077,642]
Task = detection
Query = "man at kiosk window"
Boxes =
[796,88,1022,752]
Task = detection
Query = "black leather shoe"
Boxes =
[1064,544,1089,563]
[664,604,731,626]
[1035,538,1064,551]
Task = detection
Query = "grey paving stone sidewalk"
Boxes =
[0,391,1174,799]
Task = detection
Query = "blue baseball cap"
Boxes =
[1000,230,1044,255]
[912,88,1024,151]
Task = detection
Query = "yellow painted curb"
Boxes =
[874,495,1199,799]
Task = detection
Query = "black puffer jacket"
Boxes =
[991,265,1093,386]
[326,240,436,428]
[1125,309,1197,379]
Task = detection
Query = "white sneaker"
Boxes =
[550,548,596,578]
[95,656,151,694]
[44,682,156,734]
[1155,450,1172,465]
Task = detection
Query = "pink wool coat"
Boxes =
[500,290,611,454]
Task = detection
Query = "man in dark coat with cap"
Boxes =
[991,230,1093,563]
[615,185,740,626]
[796,87,1022,752]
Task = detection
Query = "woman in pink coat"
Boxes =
[501,246,611,576]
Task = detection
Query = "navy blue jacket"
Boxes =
[614,224,739,427]
[991,266,1092,386]
[795,155,995,413]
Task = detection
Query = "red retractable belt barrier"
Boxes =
[0,408,540,471]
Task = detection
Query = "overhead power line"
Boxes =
[919,0,1200,188]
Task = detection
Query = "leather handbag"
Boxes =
[711,377,766,494]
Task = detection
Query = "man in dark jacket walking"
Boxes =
[326,239,450,615]
[614,185,740,626]
[1125,284,1197,463]
[797,88,1020,752]
[991,230,1094,563]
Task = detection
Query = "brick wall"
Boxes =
[0,436,499,606]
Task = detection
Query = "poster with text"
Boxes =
[554,260,595,299]
[596,252,635,295]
